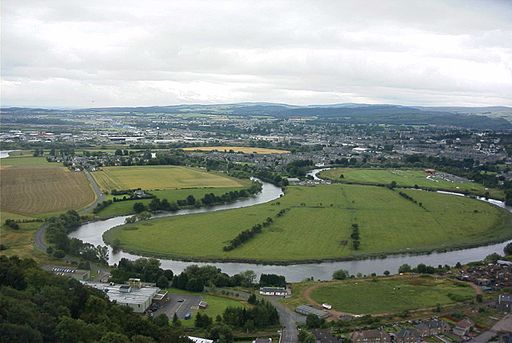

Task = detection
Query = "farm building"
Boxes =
[82,281,160,313]
[295,305,329,318]
[259,287,288,296]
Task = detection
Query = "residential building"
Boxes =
[350,330,391,343]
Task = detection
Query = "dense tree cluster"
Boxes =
[222,299,279,330]
[109,258,173,287]
[172,265,258,292]
[284,160,314,178]
[223,217,273,251]
[259,274,286,287]
[4,219,19,230]
[0,255,193,343]
[46,210,108,264]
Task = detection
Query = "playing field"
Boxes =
[182,146,290,154]
[0,156,96,216]
[319,168,503,198]
[92,166,248,192]
[104,184,512,263]
[290,277,474,315]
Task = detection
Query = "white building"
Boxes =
[82,281,160,313]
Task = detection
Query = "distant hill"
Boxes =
[2,103,511,130]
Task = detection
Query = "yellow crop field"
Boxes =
[92,166,248,192]
[0,165,96,215]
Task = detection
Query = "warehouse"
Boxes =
[82,281,160,313]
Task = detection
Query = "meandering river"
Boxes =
[70,170,512,282]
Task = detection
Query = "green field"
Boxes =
[92,166,248,192]
[319,168,503,198]
[166,288,247,328]
[104,184,512,263]
[97,187,250,218]
[306,277,475,314]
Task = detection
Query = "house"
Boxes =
[311,329,342,343]
[415,319,450,337]
[453,319,473,336]
[259,287,288,296]
[394,329,421,343]
[350,330,391,343]
[497,294,512,312]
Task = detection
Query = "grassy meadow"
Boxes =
[92,166,248,192]
[319,168,503,198]
[182,146,290,154]
[287,276,475,315]
[0,155,96,217]
[103,184,512,263]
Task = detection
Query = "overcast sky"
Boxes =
[2,0,512,108]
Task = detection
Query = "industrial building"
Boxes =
[82,280,161,313]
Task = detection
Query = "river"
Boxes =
[70,170,512,282]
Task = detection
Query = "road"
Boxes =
[81,170,106,214]
[266,296,305,343]
[469,314,512,343]
[154,294,202,320]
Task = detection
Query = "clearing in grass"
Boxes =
[92,166,248,193]
[182,146,290,154]
[0,157,96,216]
[319,168,503,198]
[104,184,512,263]
[301,276,475,314]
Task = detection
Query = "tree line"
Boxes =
[45,210,109,263]
[223,217,274,251]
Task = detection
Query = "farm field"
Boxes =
[319,168,503,199]
[97,187,251,218]
[0,156,96,217]
[286,276,474,315]
[92,166,248,192]
[0,222,51,262]
[182,146,290,154]
[103,184,512,263]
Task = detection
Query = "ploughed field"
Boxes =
[319,168,503,199]
[182,146,290,154]
[291,276,474,315]
[92,166,248,192]
[103,184,512,263]
[0,156,95,217]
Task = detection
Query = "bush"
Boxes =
[332,269,349,280]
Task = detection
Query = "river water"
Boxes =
[70,170,512,282]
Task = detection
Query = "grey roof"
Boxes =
[296,305,329,318]
[82,281,159,306]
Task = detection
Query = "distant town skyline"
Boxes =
[2,0,512,107]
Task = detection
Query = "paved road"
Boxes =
[81,170,105,214]
[469,314,512,343]
[266,296,305,343]
[34,224,48,252]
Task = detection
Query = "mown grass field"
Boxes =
[104,184,512,263]
[92,166,248,192]
[182,146,290,154]
[0,156,96,216]
[305,277,475,314]
[319,168,503,198]
[0,222,50,262]
[97,187,250,218]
